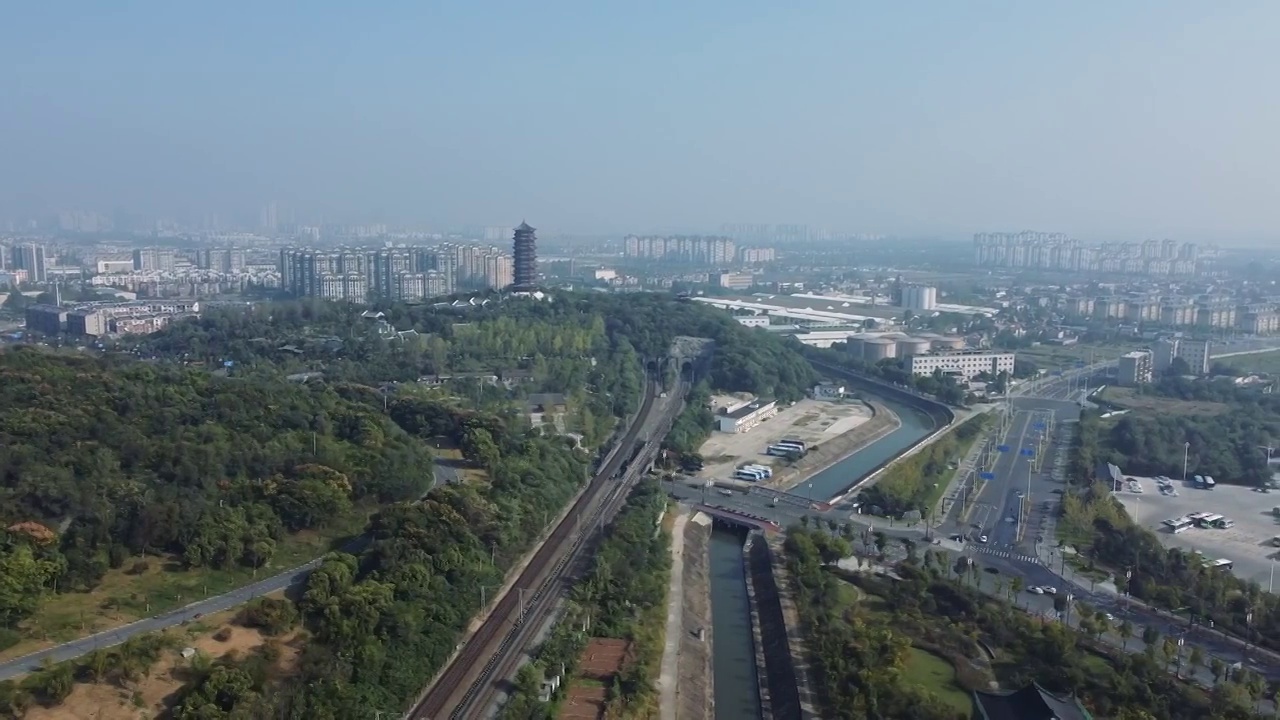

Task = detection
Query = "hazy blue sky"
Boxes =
[3,1,1277,243]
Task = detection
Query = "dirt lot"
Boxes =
[1100,387,1231,417]
[24,612,302,720]
[1116,479,1280,589]
[560,639,631,720]
[698,397,873,482]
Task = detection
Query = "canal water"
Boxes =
[707,393,937,718]
[709,527,760,720]
[805,396,938,500]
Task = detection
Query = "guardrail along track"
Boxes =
[409,374,668,719]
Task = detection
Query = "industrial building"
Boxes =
[901,285,938,311]
[716,398,778,433]
[735,316,770,328]
[907,351,1016,380]
[1118,350,1154,386]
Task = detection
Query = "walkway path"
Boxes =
[658,507,690,720]
[1,461,459,682]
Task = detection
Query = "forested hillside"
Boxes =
[137,291,817,404]
[163,395,593,718]
[1094,376,1280,486]
[0,347,435,635]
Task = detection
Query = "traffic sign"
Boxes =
[997,445,1011,453]
[980,472,996,480]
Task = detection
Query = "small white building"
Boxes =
[735,315,770,328]
[717,398,778,433]
[812,383,846,399]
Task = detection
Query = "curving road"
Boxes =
[0,463,460,682]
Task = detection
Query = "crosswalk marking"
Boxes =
[972,546,1040,564]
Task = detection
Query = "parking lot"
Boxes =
[1115,479,1280,589]
[697,397,872,482]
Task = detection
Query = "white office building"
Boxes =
[716,398,778,433]
[907,351,1015,380]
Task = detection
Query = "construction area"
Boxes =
[1115,478,1280,589]
[697,395,880,487]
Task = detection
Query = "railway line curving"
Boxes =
[410,372,686,719]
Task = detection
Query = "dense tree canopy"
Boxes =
[1063,411,1280,655]
[787,527,1265,720]
[136,292,816,405]
[1098,381,1279,486]
[0,347,436,626]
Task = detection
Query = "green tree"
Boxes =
[0,542,62,627]
[1118,619,1133,650]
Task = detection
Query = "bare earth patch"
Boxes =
[23,619,302,720]
[697,398,874,482]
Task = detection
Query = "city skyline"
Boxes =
[3,3,1279,246]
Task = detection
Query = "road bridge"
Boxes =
[693,504,783,533]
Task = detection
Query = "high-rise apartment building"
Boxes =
[622,235,737,265]
[973,231,1209,277]
[512,221,537,289]
[261,202,279,232]
[195,248,246,273]
[278,245,480,302]
[1118,350,1154,386]
[12,243,47,282]
[132,247,176,272]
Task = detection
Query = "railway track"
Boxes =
[451,380,689,718]
[409,374,675,719]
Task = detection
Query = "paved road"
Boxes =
[0,462,458,682]
[673,367,1280,691]
[658,508,690,720]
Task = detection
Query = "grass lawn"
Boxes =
[903,647,972,717]
[1099,387,1230,417]
[1019,342,1144,371]
[918,415,993,514]
[1215,349,1280,376]
[0,508,368,662]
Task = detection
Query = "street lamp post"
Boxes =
[1182,442,1190,483]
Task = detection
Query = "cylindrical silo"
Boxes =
[863,337,897,362]
[842,337,866,358]
[896,337,932,357]
[932,335,966,351]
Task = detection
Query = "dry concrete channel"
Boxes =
[702,385,940,720]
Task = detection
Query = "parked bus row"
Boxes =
[766,438,808,458]
[734,464,774,482]
[1162,511,1234,533]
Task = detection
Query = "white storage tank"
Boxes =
[842,337,866,358]
[863,337,897,362]
[931,335,967,351]
[896,337,932,357]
